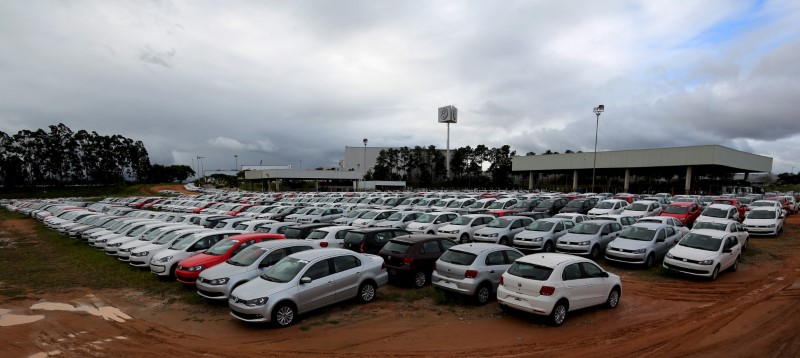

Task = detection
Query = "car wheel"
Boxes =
[358,281,377,303]
[710,265,720,281]
[543,241,555,252]
[273,303,296,327]
[590,245,601,260]
[427,231,435,235]
[605,287,621,309]
[460,234,469,244]
[731,256,740,272]
[499,237,509,246]
[549,300,568,326]
[743,238,749,250]
[413,271,427,288]
[644,254,655,268]
[474,284,491,306]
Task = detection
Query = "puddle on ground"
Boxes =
[30,302,131,322]
[28,350,61,358]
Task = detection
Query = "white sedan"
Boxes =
[497,253,621,326]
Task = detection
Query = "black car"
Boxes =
[532,198,569,216]
[342,227,412,255]
[282,222,333,240]
[379,234,457,287]
[559,198,595,214]
[515,211,551,220]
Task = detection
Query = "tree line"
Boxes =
[0,123,194,187]
[366,144,516,188]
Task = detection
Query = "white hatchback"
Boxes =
[497,253,621,326]
[663,229,742,280]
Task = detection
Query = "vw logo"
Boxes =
[683,258,687,262]
[517,282,522,287]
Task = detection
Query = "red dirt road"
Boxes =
[2,216,799,357]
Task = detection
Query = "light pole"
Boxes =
[234,155,238,172]
[197,156,205,183]
[591,105,604,193]
[362,138,368,175]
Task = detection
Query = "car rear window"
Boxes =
[283,227,303,240]
[438,249,477,266]
[382,240,412,254]
[507,262,553,281]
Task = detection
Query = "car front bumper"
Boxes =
[662,258,714,277]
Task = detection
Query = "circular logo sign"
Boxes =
[440,108,449,120]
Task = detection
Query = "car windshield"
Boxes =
[513,200,531,209]
[169,234,199,250]
[566,200,585,208]
[450,216,474,226]
[155,230,189,244]
[678,233,722,251]
[748,210,776,219]
[235,223,249,230]
[205,238,237,256]
[535,200,554,209]
[228,246,266,266]
[306,230,328,240]
[619,227,656,241]
[438,249,477,266]
[664,205,688,214]
[279,207,295,213]
[487,218,511,228]
[448,201,464,208]
[700,196,717,202]
[487,201,507,209]
[628,203,649,211]
[128,225,151,236]
[399,199,414,205]
[382,241,412,254]
[507,262,553,281]
[384,198,401,206]
[751,201,775,207]
[360,211,379,219]
[702,208,728,218]
[693,222,728,231]
[261,257,308,283]
[415,214,436,223]
[469,201,487,209]
[525,221,554,232]
[386,212,404,221]
[344,210,363,218]
[307,208,324,215]
[738,198,753,204]
[144,227,173,241]
[569,223,601,234]
[343,232,366,244]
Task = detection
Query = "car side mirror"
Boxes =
[722,248,732,253]
[601,272,609,278]
[259,262,272,268]
[657,237,665,242]
[300,277,312,284]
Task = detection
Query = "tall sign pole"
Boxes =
[438,105,458,180]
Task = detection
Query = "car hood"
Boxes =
[608,238,653,251]
[121,240,150,249]
[231,276,295,300]
[559,232,598,241]
[560,207,582,213]
[515,230,551,239]
[438,224,466,232]
[668,245,719,261]
[475,227,508,235]
[588,208,611,215]
[695,217,732,224]
[180,253,227,267]
[199,262,257,280]
[133,243,164,253]
[743,218,778,225]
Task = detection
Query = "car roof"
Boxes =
[289,248,357,261]
[705,203,735,209]
[448,242,515,254]
[516,253,585,268]
[460,214,495,219]
[391,234,440,243]
[227,233,284,241]
[629,222,666,229]
[251,240,315,250]
[668,201,695,207]
[687,229,727,238]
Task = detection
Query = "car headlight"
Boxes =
[206,277,229,285]
[244,296,268,307]
[533,237,543,242]
[133,251,149,257]
[97,239,108,243]
[156,255,173,263]
[187,265,205,272]
[699,260,714,265]
[633,248,647,254]
[766,224,775,227]
[666,252,674,259]
[109,243,121,247]
[578,241,590,245]
[419,226,427,230]
[489,233,499,237]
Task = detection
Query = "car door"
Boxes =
[560,263,592,309]
[720,236,740,270]
[484,250,509,286]
[297,258,337,312]
[258,248,288,273]
[417,240,443,274]
[331,254,362,301]
[580,262,614,306]
[552,221,567,242]
[733,222,749,243]
[653,228,671,260]
[598,224,615,248]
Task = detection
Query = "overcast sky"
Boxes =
[2,1,799,176]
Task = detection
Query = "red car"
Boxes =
[613,194,640,204]
[191,202,220,214]
[660,202,702,227]
[175,233,285,285]
[767,196,795,214]
[711,198,747,219]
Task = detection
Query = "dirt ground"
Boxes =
[2,214,799,357]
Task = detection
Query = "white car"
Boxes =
[253,222,295,235]
[555,220,623,259]
[694,204,740,224]
[472,216,533,246]
[234,219,278,232]
[742,207,785,236]
[691,220,750,249]
[587,199,628,217]
[592,214,638,227]
[129,228,210,268]
[406,211,459,235]
[620,200,662,219]
[373,211,423,229]
[636,216,690,236]
[436,214,495,243]
[663,229,742,280]
[331,209,371,225]
[304,225,355,248]
[551,213,591,224]
[513,218,574,252]
[196,241,316,301]
[351,209,398,228]
[296,208,344,224]
[150,230,244,277]
[497,253,621,326]
[117,225,197,261]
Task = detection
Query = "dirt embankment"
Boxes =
[1,216,799,357]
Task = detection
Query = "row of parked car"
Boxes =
[4,188,794,327]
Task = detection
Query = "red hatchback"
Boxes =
[660,202,702,227]
[175,233,285,285]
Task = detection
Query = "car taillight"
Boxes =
[499,276,504,285]
[465,270,478,278]
[403,257,414,266]
[381,261,386,270]
[539,286,556,296]
[359,243,365,253]
[320,242,328,247]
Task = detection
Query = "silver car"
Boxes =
[513,218,574,252]
[197,241,316,300]
[556,220,623,259]
[605,222,683,267]
[229,248,388,326]
[373,211,423,229]
[431,243,523,305]
[436,214,494,243]
[472,216,533,246]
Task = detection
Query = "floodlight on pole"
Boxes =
[234,154,238,172]
[591,104,604,193]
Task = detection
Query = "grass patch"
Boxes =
[0,209,204,305]
[0,183,187,200]
[378,285,434,302]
